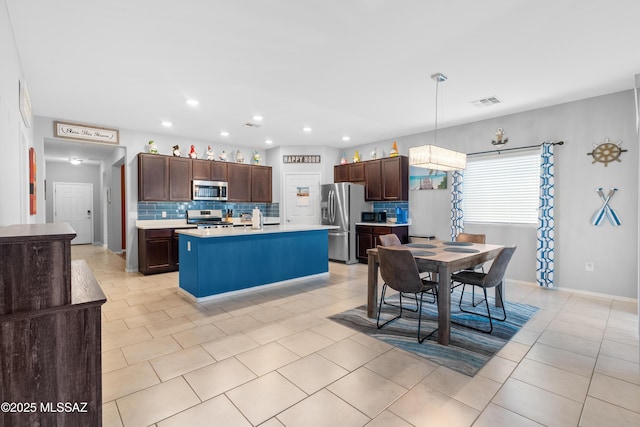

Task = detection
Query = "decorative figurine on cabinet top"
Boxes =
[352,150,361,163]
[206,145,215,160]
[370,147,378,160]
[219,150,228,161]
[253,150,261,164]
[189,144,198,159]
[340,152,348,165]
[390,141,399,157]
[236,149,244,163]
[172,145,181,157]
[148,140,158,154]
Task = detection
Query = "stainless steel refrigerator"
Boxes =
[321,183,371,264]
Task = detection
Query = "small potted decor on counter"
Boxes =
[236,149,244,163]
[253,150,261,164]
[206,146,215,160]
[172,145,181,157]
[147,140,159,154]
[218,150,228,161]
[390,141,399,157]
[189,145,198,159]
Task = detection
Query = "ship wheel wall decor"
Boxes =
[587,138,627,166]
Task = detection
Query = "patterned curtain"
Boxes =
[450,170,464,241]
[537,143,555,287]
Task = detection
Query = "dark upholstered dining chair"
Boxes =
[451,246,516,333]
[451,232,487,302]
[378,233,436,304]
[376,246,439,343]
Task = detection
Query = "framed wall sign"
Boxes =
[54,121,119,144]
[29,147,36,215]
[283,155,321,164]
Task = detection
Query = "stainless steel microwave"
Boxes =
[192,180,228,201]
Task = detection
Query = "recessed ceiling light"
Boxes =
[69,158,82,165]
[220,131,229,137]
[252,115,263,121]
[186,99,199,106]
[265,139,273,145]
[161,121,172,127]
[342,136,351,141]
[303,127,312,133]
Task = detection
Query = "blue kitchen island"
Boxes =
[175,225,337,300]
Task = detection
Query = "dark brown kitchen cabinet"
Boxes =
[138,228,182,275]
[192,159,212,180]
[251,165,272,203]
[138,154,192,201]
[334,164,349,182]
[356,225,409,263]
[227,163,252,202]
[192,159,228,182]
[211,161,228,181]
[138,153,169,201]
[334,163,365,183]
[169,157,192,201]
[381,156,409,201]
[364,161,382,200]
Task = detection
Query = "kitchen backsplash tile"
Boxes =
[372,201,408,220]
[138,201,279,220]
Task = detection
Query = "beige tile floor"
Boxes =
[74,245,640,427]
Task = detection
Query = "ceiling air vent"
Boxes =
[471,96,502,108]
[244,122,262,128]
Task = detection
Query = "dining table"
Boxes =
[367,240,505,346]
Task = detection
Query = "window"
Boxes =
[462,151,539,225]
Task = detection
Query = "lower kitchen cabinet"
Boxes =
[138,228,182,274]
[355,225,409,263]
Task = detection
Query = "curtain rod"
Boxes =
[467,140,564,157]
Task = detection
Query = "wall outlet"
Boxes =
[585,261,594,272]
[162,211,167,218]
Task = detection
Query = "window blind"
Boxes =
[462,151,539,225]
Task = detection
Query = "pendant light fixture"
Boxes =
[409,73,467,171]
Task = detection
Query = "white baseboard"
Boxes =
[506,279,638,303]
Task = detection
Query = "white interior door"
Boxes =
[53,182,93,244]
[284,173,321,225]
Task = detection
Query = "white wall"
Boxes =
[349,91,638,299]
[0,0,33,226]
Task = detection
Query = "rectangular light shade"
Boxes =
[409,145,467,171]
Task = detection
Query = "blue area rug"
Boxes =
[329,290,539,376]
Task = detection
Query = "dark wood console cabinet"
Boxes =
[0,223,106,426]
[355,224,409,263]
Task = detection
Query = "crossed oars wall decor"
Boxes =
[591,187,621,226]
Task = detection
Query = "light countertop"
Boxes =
[355,222,410,227]
[175,224,338,238]
[136,217,280,229]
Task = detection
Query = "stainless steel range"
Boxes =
[186,209,233,229]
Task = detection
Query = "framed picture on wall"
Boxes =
[29,147,36,215]
[409,166,448,190]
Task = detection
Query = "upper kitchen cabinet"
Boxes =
[251,165,272,203]
[138,153,169,201]
[334,162,365,183]
[192,159,229,182]
[138,154,191,201]
[169,157,192,201]
[227,163,272,203]
[227,163,252,202]
[192,159,212,180]
[380,156,408,201]
[364,161,382,200]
